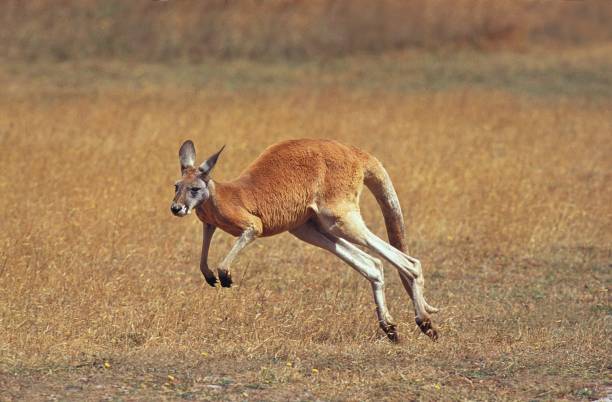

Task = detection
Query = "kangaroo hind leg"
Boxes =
[319,209,439,341]
[290,220,399,342]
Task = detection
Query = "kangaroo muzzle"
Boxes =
[170,203,188,217]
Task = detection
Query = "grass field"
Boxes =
[0,46,610,401]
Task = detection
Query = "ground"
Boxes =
[0,46,610,401]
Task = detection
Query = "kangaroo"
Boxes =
[171,138,439,341]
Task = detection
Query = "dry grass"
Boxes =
[2,0,612,61]
[0,47,610,400]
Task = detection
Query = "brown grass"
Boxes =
[2,0,612,61]
[0,47,611,400]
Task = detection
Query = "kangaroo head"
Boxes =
[171,140,225,217]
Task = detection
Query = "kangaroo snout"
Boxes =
[170,203,186,216]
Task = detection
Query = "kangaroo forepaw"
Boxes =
[204,275,218,287]
[218,271,233,288]
[416,317,439,342]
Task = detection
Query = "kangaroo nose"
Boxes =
[170,204,182,214]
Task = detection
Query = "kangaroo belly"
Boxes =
[256,199,315,236]
[259,210,314,236]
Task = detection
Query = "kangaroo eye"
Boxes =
[174,184,179,192]
[190,187,201,193]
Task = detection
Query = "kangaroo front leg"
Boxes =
[200,223,217,287]
[218,227,257,288]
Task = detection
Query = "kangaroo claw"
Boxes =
[218,271,233,288]
[416,317,439,341]
[204,275,218,287]
[382,323,399,343]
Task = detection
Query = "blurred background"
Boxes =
[2,0,612,61]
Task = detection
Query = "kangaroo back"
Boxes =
[363,158,408,253]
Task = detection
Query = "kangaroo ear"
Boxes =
[199,145,225,178]
[179,140,196,172]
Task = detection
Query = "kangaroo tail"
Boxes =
[363,157,408,253]
[364,155,439,316]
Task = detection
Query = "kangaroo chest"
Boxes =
[195,204,246,237]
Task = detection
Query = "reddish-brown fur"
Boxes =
[173,138,438,341]
[195,139,374,237]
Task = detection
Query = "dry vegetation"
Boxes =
[0,44,610,400]
[1,1,612,399]
[2,0,612,61]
